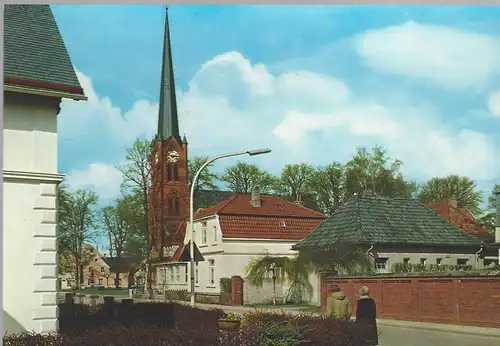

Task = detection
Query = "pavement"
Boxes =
[62,293,500,344]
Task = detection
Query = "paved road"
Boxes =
[379,325,500,346]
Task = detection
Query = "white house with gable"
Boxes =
[3,5,86,334]
[159,187,326,305]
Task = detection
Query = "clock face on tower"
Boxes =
[167,150,180,164]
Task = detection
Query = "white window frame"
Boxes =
[213,225,217,242]
[184,264,188,283]
[202,222,207,244]
[208,259,215,285]
[375,257,388,270]
[169,267,174,282]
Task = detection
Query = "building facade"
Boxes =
[158,188,326,305]
[293,196,488,274]
[3,5,86,334]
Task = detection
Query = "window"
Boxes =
[87,279,91,285]
[173,199,180,216]
[89,267,93,273]
[420,258,427,266]
[195,262,199,284]
[185,264,188,283]
[175,266,180,282]
[170,267,174,282]
[173,165,178,181]
[202,222,207,244]
[99,278,103,285]
[436,258,443,265]
[403,258,410,265]
[208,260,215,285]
[213,226,217,242]
[457,258,468,266]
[118,279,122,286]
[374,258,388,270]
[101,267,104,272]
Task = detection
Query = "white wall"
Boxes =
[3,92,62,334]
[184,216,320,305]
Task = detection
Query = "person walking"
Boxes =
[355,286,379,346]
[326,285,352,320]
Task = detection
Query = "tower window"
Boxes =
[173,199,180,216]
[167,165,172,181]
[173,165,178,181]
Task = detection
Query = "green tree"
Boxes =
[417,175,483,214]
[344,145,414,198]
[188,156,219,191]
[221,162,277,194]
[57,185,99,288]
[307,162,346,215]
[478,184,499,234]
[245,246,372,304]
[276,163,314,198]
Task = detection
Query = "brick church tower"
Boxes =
[148,8,190,264]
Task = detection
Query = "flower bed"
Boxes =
[4,303,376,346]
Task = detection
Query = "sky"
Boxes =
[53,5,500,207]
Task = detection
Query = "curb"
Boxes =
[377,319,500,338]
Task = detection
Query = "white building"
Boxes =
[157,188,326,305]
[3,5,86,334]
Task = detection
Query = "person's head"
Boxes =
[330,285,341,293]
[359,286,369,297]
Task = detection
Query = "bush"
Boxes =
[241,310,377,346]
[4,304,376,346]
[219,277,232,294]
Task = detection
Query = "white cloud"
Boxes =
[64,163,123,202]
[488,90,500,117]
[356,21,500,89]
[60,51,500,201]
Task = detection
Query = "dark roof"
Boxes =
[104,256,142,273]
[156,8,180,141]
[293,196,483,250]
[428,200,495,243]
[4,5,84,97]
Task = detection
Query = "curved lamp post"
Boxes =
[189,148,271,307]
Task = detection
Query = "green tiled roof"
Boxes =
[293,196,483,250]
[4,5,82,92]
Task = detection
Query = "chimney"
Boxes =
[449,197,457,209]
[251,184,261,208]
[294,194,304,206]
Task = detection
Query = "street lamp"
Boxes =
[189,148,271,306]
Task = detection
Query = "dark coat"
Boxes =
[355,297,378,345]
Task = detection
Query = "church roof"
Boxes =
[156,7,181,142]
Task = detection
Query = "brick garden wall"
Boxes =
[321,274,500,328]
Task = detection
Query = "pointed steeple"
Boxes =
[157,6,180,141]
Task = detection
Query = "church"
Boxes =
[147,8,198,287]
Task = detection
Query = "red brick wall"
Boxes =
[321,274,500,328]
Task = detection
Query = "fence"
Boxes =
[321,274,500,328]
[164,289,233,305]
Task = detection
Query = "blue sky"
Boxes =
[54,5,500,207]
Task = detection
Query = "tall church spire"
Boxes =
[157,6,180,141]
